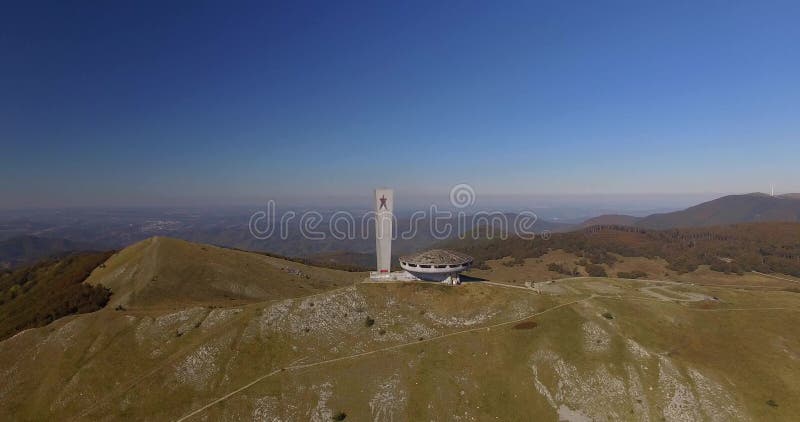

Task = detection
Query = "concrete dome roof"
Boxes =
[399,249,473,266]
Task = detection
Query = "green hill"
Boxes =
[84,236,365,309]
[636,193,800,229]
[1,236,799,420]
[578,193,800,231]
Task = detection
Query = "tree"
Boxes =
[585,264,607,277]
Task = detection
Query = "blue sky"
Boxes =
[2,1,799,208]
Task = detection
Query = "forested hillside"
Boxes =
[448,222,800,276]
[635,193,800,229]
[0,252,113,340]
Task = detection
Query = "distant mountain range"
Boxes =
[578,214,641,228]
[0,212,568,266]
[0,236,98,269]
[3,194,800,269]
[580,193,800,230]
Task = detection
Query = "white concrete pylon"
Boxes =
[374,188,393,274]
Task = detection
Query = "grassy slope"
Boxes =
[84,237,364,309]
[1,240,799,420]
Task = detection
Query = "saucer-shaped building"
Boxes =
[399,249,474,284]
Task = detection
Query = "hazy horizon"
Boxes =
[0,190,751,213]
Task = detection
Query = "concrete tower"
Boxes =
[375,188,393,273]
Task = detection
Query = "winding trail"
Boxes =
[82,274,800,421]
[481,280,537,291]
[174,294,593,421]
[70,283,361,421]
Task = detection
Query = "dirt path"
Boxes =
[594,295,800,312]
[639,285,709,302]
[481,280,536,291]
[751,271,800,284]
[175,276,800,420]
[174,294,594,421]
[483,277,708,302]
[71,283,360,421]
[98,275,799,420]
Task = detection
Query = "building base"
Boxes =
[368,271,420,281]
[367,271,462,285]
[440,273,462,285]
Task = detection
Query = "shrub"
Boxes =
[617,270,647,279]
[333,411,347,420]
[473,261,490,270]
[503,256,525,267]
[548,262,579,276]
[365,316,375,327]
[585,264,607,277]
[602,312,614,320]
